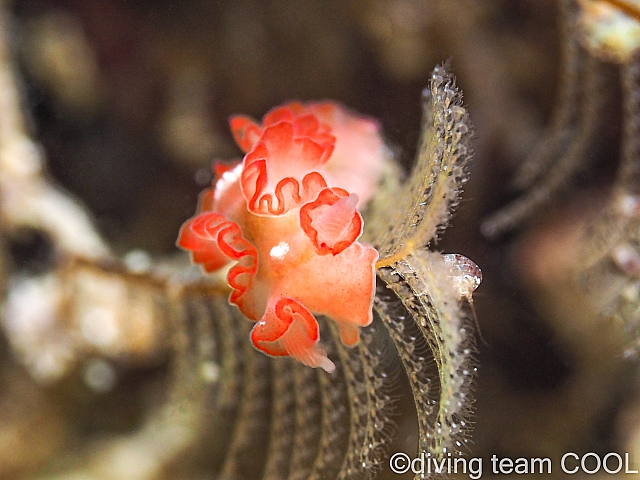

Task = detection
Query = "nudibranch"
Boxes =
[177,102,384,373]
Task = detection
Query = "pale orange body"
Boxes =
[177,102,384,372]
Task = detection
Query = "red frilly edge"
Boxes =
[176,212,259,319]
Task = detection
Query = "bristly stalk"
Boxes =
[372,63,474,262]
[261,358,295,480]
[481,0,614,238]
[331,321,395,480]
[217,318,271,480]
[309,323,350,480]
[378,253,477,462]
[287,362,322,480]
[373,64,478,476]
[572,52,640,353]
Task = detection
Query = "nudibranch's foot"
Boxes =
[336,322,360,347]
[250,296,336,373]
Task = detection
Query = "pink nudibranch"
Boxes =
[177,102,384,373]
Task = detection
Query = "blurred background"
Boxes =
[2,0,640,478]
